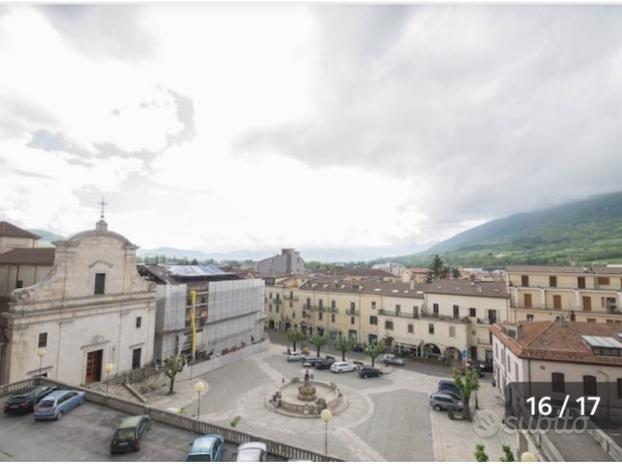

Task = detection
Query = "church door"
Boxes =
[85,349,103,384]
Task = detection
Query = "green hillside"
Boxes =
[390,191,622,268]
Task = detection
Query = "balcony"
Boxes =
[508,280,622,292]
[345,309,360,316]
[419,311,471,324]
[476,318,497,325]
[284,295,299,301]
[378,309,416,319]
[272,298,282,305]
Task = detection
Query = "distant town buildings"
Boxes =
[0,218,157,385]
[257,248,305,276]
[371,262,405,277]
[139,264,264,362]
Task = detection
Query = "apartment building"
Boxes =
[265,276,508,363]
[507,265,622,324]
[257,248,305,276]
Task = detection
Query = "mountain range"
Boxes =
[386,190,622,268]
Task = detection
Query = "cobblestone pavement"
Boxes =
[143,338,514,462]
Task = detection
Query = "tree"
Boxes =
[451,267,461,279]
[453,367,480,421]
[310,334,328,357]
[363,341,385,367]
[500,445,514,462]
[286,328,305,351]
[474,444,489,462]
[426,254,450,283]
[163,355,186,394]
[333,334,355,361]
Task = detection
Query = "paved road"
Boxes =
[0,399,241,462]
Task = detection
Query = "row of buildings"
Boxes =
[263,264,622,366]
[0,219,265,386]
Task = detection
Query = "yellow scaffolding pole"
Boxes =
[190,290,197,360]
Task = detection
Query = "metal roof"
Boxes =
[163,265,231,277]
[581,335,622,349]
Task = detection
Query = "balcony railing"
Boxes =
[476,318,497,325]
[419,311,471,324]
[272,298,282,305]
[284,295,299,301]
[345,309,360,316]
[508,281,622,291]
[378,309,416,319]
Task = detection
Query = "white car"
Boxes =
[330,361,357,373]
[236,442,267,462]
[287,352,305,362]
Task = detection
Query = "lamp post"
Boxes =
[194,380,207,419]
[320,408,332,455]
[103,363,114,394]
[36,348,46,385]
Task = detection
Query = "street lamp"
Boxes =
[194,380,207,419]
[36,348,46,384]
[320,408,332,455]
[103,363,114,394]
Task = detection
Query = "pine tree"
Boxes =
[426,254,450,282]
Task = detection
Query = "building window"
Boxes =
[583,375,597,396]
[306,298,311,308]
[319,299,323,309]
[289,301,293,308]
[371,301,376,310]
[395,304,401,315]
[549,276,557,287]
[428,323,434,334]
[94,273,106,295]
[617,379,622,399]
[385,320,394,330]
[331,314,335,323]
[331,300,336,309]
[369,316,378,325]
[488,309,497,324]
[350,317,355,325]
[135,317,142,328]
[290,291,294,299]
[433,303,439,315]
[449,326,455,338]
[269,292,272,299]
[269,304,272,312]
[597,276,610,286]
[292,312,296,319]
[552,372,565,393]
[15,279,23,289]
[350,302,356,311]
[521,275,529,287]
[38,332,47,348]
[469,308,476,317]
[408,324,414,333]
[526,314,534,322]
[587,318,596,323]
[319,312,323,320]
[453,305,459,319]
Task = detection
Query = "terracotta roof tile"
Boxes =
[0,247,55,265]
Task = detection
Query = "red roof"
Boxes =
[491,320,622,367]
[0,221,40,239]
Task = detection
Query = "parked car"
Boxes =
[187,434,225,462]
[287,352,305,362]
[429,392,463,412]
[315,359,335,370]
[110,415,151,454]
[33,389,85,420]
[302,357,323,367]
[378,353,405,366]
[236,442,267,462]
[437,379,461,397]
[358,367,383,378]
[3,385,57,415]
[330,361,357,373]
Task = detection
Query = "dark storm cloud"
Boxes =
[39,5,157,61]
[238,5,622,226]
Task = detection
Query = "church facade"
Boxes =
[0,219,156,386]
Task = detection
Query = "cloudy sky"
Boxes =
[1,5,622,261]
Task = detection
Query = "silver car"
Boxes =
[236,442,267,462]
[429,392,463,412]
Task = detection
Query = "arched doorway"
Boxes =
[423,343,441,359]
